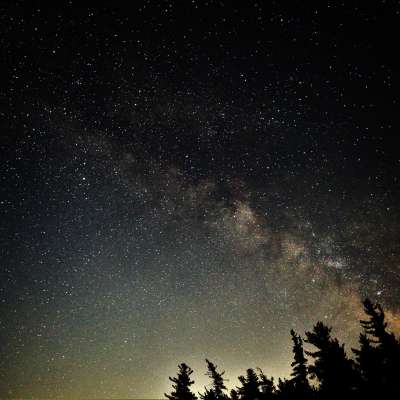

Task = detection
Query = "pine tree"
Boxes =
[352,333,380,397]
[165,363,198,400]
[237,368,261,400]
[353,298,400,396]
[257,368,275,399]
[205,359,228,399]
[275,378,294,400]
[289,329,311,398]
[200,359,229,400]
[201,388,218,400]
[230,389,239,400]
[360,298,399,352]
[305,322,357,399]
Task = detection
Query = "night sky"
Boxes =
[1,1,400,398]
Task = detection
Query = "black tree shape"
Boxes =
[165,363,198,400]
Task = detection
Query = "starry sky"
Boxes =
[1,1,400,399]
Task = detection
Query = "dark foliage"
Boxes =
[166,299,399,400]
[352,298,400,398]
[287,330,312,399]
[237,368,262,400]
[201,359,229,400]
[258,368,275,400]
[230,389,239,400]
[165,363,198,400]
[305,321,358,398]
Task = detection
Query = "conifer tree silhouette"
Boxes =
[164,299,400,400]
[237,368,261,400]
[200,388,218,400]
[353,298,400,397]
[257,368,275,399]
[165,363,198,400]
[274,378,295,400]
[305,322,357,399]
[352,333,380,397]
[230,389,239,400]
[200,359,228,400]
[361,298,399,354]
[289,329,312,399]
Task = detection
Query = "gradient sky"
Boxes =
[1,1,399,399]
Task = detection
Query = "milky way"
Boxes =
[1,2,399,398]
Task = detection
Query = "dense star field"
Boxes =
[1,1,399,398]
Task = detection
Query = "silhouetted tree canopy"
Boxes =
[230,389,239,400]
[257,368,275,399]
[166,299,399,400]
[305,321,357,398]
[288,329,312,399]
[353,298,400,397]
[200,359,229,400]
[165,363,197,400]
[237,368,261,400]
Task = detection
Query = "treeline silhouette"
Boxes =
[165,299,399,400]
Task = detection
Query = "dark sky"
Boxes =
[1,1,399,398]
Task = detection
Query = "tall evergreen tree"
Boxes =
[200,359,228,400]
[200,388,218,400]
[352,333,380,397]
[361,300,386,337]
[353,298,400,396]
[274,378,295,400]
[305,322,357,399]
[289,329,311,398]
[360,298,399,353]
[237,368,261,400]
[257,368,275,399]
[230,389,239,400]
[165,363,198,400]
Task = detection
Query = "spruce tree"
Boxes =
[200,359,228,400]
[275,378,294,400]
[165,363,198,400]
[237,368,261,400]
[352,333,380,397]
[353,298,400,396]
[257,368,275,399]
[230,389,239,400]
[360,298,399,353]
[204,359,228,399]
[305,322,357,399]
[289,329,311,398]
[200,388,218,400]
